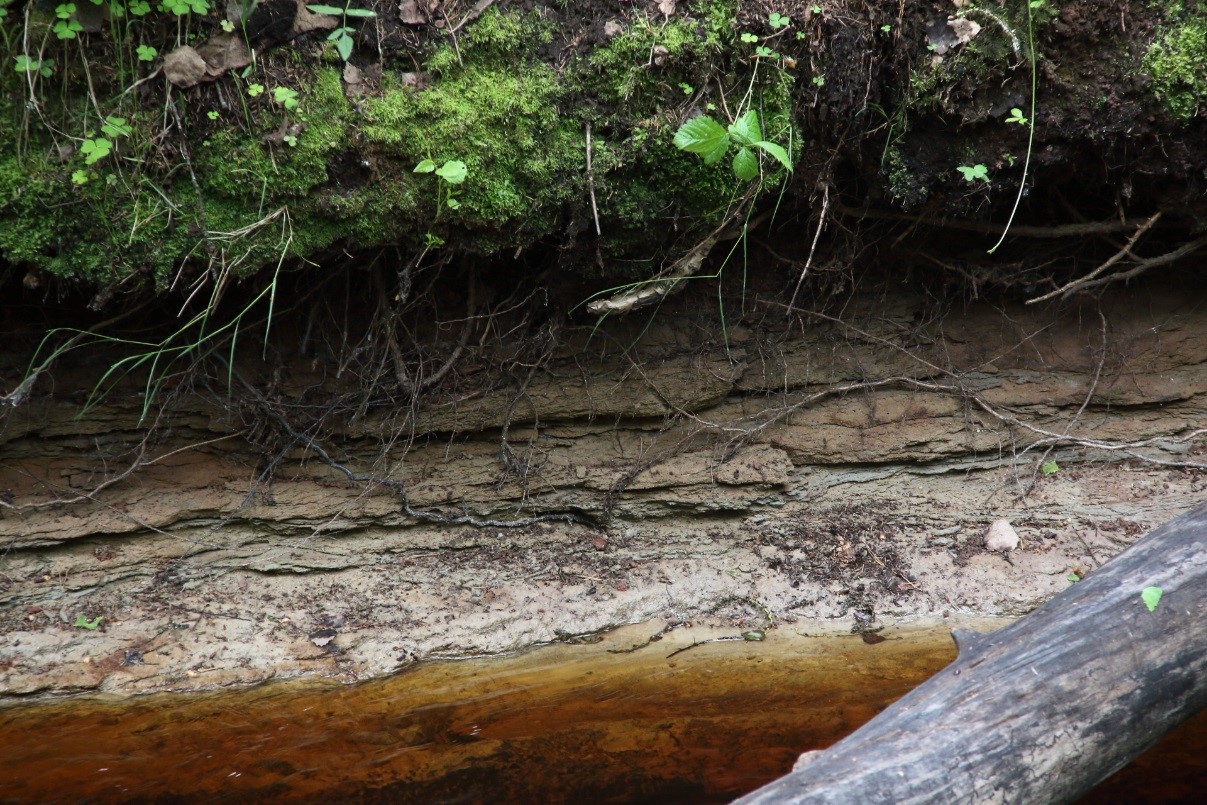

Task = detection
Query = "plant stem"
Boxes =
[988,2,1036,255]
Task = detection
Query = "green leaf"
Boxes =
[446,197,460,209]
[436,160,468,184]
[1141,586,1162,612]
[137,44,157,61]
[768,12,790,29]
[101,116,132,138]
[413,159,436,173]
[740,32,758,43]
[673,115,730,164]
[343,7,377,17]
[755,140,793,172]
[727,110,762,146]
[1041,459,1059,476]
[74,615,103,630]
[247,82,264,97]
[129,0,150,14]
[957,164,989,183]
[336,31,353,60]
[1006,107,1028,125]
[80,138,112,165]
[306,3,343,13]
[274,86,300,109]
[1066,572,1080,582]
[71,169,89,185]
[732,147,758,181]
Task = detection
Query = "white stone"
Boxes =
[984,519,1020,552]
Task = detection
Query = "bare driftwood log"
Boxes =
[738,503,1207,804]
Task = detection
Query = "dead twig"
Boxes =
[1027,212,1162,304]
[586,122,601,237]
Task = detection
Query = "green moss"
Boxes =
[0,2,791,286]
[1144,18,1207,120]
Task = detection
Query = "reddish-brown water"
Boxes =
[0,624,1201,803]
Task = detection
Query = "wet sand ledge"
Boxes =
[2,283,1204,696]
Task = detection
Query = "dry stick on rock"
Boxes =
[788,183,829,311]
[585,186,761,315]
[1027,211,1162,304]
[1066,232,1207,296]
[737,502,1207,804]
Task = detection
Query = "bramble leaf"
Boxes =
[755,140,793,171]
[727,109,762,146]
[732,147,758,181]
[673,115,730,164]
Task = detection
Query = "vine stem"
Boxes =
[988,2,1036,255]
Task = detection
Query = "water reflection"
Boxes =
[0,621,1200,803]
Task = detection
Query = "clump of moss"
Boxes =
[1143,18,1207,120]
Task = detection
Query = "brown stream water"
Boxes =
[0,622,1202,803]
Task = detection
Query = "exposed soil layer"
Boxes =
[2,271,1204,696]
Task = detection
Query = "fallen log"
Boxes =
[737,503,1207,804]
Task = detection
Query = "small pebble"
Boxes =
[984,519,1020,552]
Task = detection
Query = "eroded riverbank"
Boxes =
[2,279,1205,695]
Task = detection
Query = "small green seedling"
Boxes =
[53,4,84,40]
[74,615,103,630]
[740,32,758,43]
[1066,572,1080,583]
[101,116,132,139]
[678,82,693,95]
[80,138,112,165]
[811,74,825,86]
[247,82,264,97]
[1041,459,1060,475]
[160,0,209,15]
[14,55,54,77]
[129,0,151,14]
[957,164,989,183]
[207,110,219,120]
[673,109,793,182]
[137,45,157,62]
[1006,107,1028,125]
[1141,586,1162,612]
[811,5,821,13]
[71,169,90,185]
[221,19,234,32]
[881,24,892,32]
[769,12,790,29]
[755,45,779,59]
[308,3,378,61]
[273,86,299,110]
[414,159,468,211]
